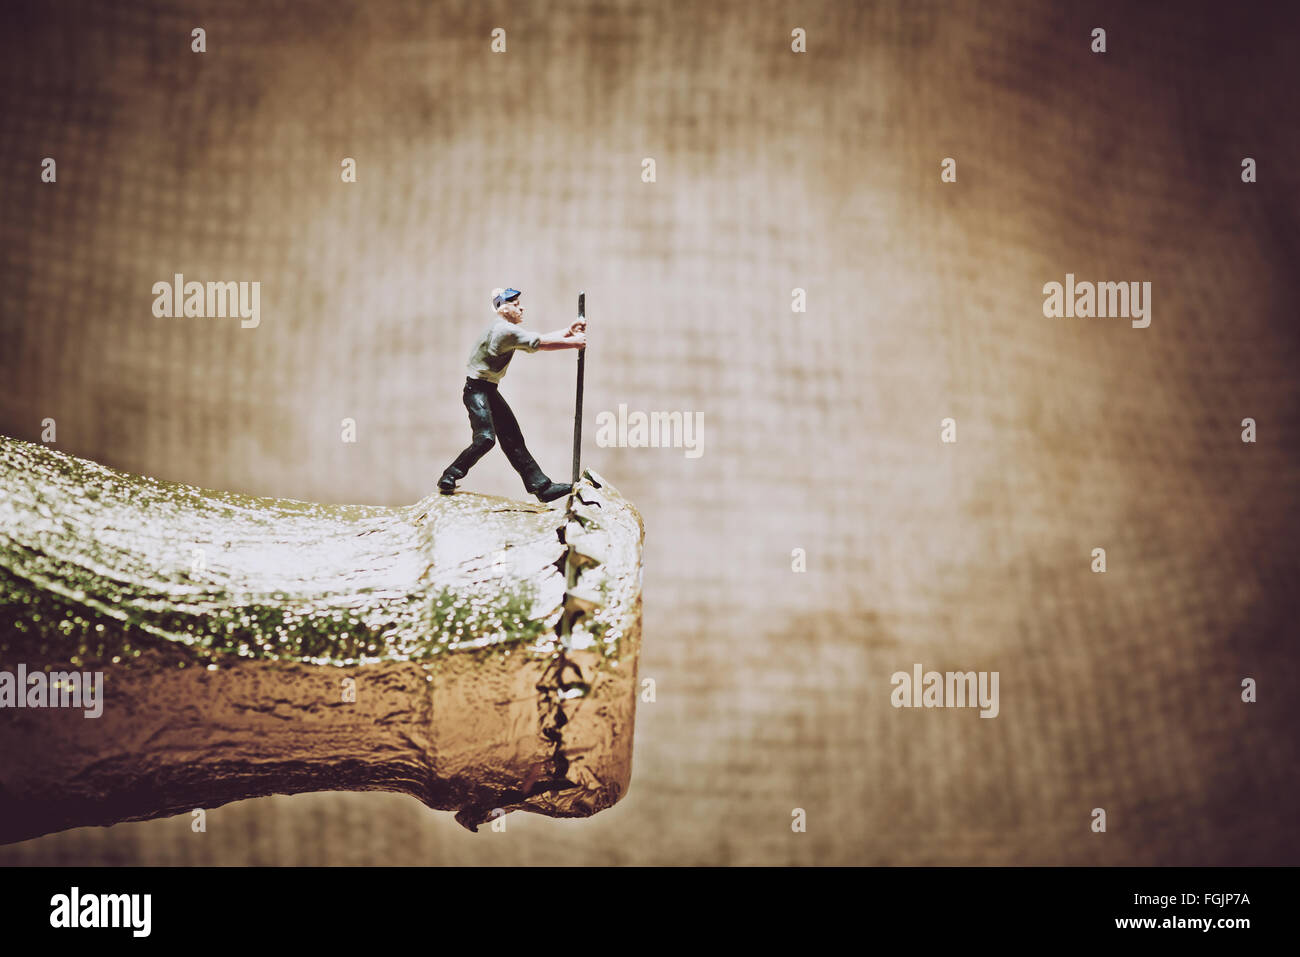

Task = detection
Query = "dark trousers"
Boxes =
[442,378,548,491]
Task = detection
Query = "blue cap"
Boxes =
[493,288,522,309]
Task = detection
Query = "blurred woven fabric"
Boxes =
[1,0,1297,864]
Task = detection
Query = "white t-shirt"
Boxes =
[466,318,542,383]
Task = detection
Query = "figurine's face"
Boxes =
[497,299,524,323]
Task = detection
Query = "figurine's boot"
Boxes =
[437,468,463,494]
[531,481,572,504]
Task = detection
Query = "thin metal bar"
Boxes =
[570,291,586,486]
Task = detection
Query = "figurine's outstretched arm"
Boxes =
[537,320,587,351]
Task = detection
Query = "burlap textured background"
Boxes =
[1,0,1297,864]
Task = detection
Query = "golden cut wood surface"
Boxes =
[0,437,644,842]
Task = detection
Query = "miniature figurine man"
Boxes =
[438,288,586,502]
